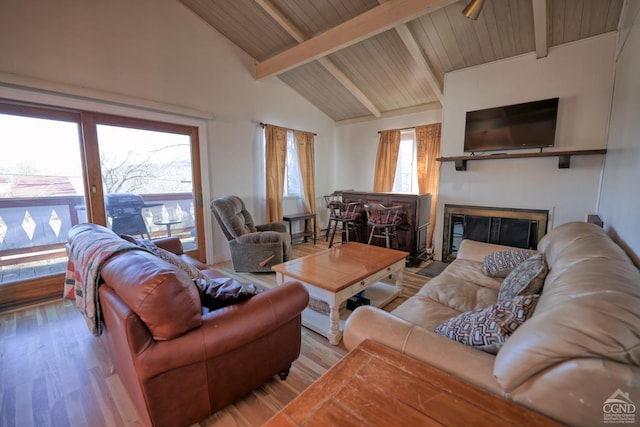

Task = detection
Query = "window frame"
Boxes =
[393,129,419,193]
[0,98,207,310]
[283,130,302,198]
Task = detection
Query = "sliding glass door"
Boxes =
[0,102,205,309]
[84,113,204,256]
[0,105,84,290]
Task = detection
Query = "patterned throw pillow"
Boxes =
[497,254,548,302]
[482,249,535,277]
[434,294,540,354]
[120,234,207,281]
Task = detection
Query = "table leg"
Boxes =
[395,267,404,297]
[328,303,341,345]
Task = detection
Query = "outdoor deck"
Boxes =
[0,193,196,285]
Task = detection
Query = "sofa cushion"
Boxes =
[536,221,631,266]
[100,250,202,340]
[434,294,539,354]
[497,254,548,302]
[494,222,640,393]
[418,259,502,314]
[391,295,463,331]
[482,249,535,277]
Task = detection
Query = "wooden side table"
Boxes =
[282,212,316,245]
[264,339,561,426]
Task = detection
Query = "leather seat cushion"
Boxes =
[417,259,502,313]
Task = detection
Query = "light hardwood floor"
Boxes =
[0,238,433,427]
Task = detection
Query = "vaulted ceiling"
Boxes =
[179,0,624,123]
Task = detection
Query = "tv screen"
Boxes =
[464,98,559,153]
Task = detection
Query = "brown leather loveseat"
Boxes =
[67,224,309,427]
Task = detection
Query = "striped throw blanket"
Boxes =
[63,223,145,336]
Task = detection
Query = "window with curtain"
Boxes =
[374,123,441,248]
[392,129,419,193]
[284,131,302,197]
[263,124,316,226]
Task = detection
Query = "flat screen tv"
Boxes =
[463,97,559,153]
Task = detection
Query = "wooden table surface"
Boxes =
[271,242,408,292]
[264,339,562,427]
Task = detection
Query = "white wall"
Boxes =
[433,33,617,260]
[598,1,640,267]
[0,0,336,263]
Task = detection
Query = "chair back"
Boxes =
[211,195,257,240]
[365,203,402,225]
[335,202,361,221]
[323,194,340,216]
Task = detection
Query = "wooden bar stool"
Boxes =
[364,203,402,249]
[323,193,342,241]
[327,201,361,248]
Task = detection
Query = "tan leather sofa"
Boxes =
[344,221,640,426]
[95,235,309,427]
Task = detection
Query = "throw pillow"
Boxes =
[434,294,540,354]
[497,254,548,302]
[482,249,535,277]
[194,277,261,312]
[120,234,207,281]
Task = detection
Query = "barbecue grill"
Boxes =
[105,193,161,239]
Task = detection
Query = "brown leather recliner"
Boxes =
[96,236,309,427]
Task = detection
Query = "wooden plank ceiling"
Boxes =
[180,0,624,122]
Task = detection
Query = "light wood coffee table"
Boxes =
[272,242,408,345]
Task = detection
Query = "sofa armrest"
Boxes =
[199,280,308,354]
[134,281,309,379]
[344,306,501,394]
[256,222,287,233]
[456,239,536,263]
[236,231,286,244]
[153,237,184,254]
[99,284,155,356]
[506,358,640,426]
[153,236,210,270]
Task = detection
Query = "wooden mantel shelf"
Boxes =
[436,149,607,171]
